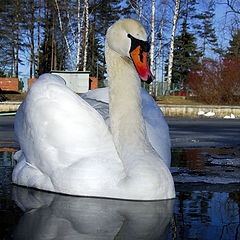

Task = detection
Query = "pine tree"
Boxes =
[166,0,200,89]
[193,1,219,56]
[225,29,240,58]
[171,23,201,87]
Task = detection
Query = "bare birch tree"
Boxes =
[13,0,21,77]
[83,0,89,71]
[55,0,75,69]
[166,0,180,93]
[36,0,42,76]
[54,0,89,71]
[149,0,156,95]
[139,0,143,20]
[29,0,35,78]
[150,0,155,73]
[155,0,167,94]
[77,0,82,70]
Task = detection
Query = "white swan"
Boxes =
[13,19,175,200]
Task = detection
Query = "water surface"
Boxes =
[0,150,239,239]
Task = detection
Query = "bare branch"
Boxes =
[166,0,180,92]
[227,0,240,14]
[83,0,89,71]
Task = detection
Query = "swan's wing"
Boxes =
[141,88,171,167]
[81,87,109,103]
[15,74,118,167]
[82,87,110,126]
[82,87,171,167]
[82,98,110,125]
[13,74,126,196]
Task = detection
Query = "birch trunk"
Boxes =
[14,24,20,77]
[83,0,89,71]
[11,42,15,77]
[139,0,143,20]
[14,0,21,78]
[149,0,155,95]
[76,0,81,70]
[55,0,75,69]
[150,0,155,72]
[36,0,41,77]
[166,0,180,93]
[51,21,55,70]
[156,0,167,83]
[30,0,35,78]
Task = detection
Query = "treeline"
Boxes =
[0,0,240,102]
[0,0,131,85]
[166,0,240,105]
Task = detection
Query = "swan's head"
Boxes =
[106,19,153,83]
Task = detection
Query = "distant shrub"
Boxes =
[186,58,240,105]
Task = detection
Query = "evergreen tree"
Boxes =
[193,1,219,55]
[171,22,201,87]
[166,0,201,88]
[225,29,240,59]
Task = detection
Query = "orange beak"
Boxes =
[130,45,154,84]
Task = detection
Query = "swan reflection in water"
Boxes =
[12,186,174,240]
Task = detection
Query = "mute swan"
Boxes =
[13,19,175,200]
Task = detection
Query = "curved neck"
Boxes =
[105,43,148,158]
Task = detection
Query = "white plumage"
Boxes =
[13,19,175,200]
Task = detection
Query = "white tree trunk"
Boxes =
[138,0,143,20]
[83,0,89,71]
[55,0,75,69]
[156,0,167,83]
[166,0,180,93]
[36,0,41,77]
[76,0,81,70]
[150,0,155,72]
[149,0,155,95]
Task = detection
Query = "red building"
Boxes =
[0,78,19,91]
